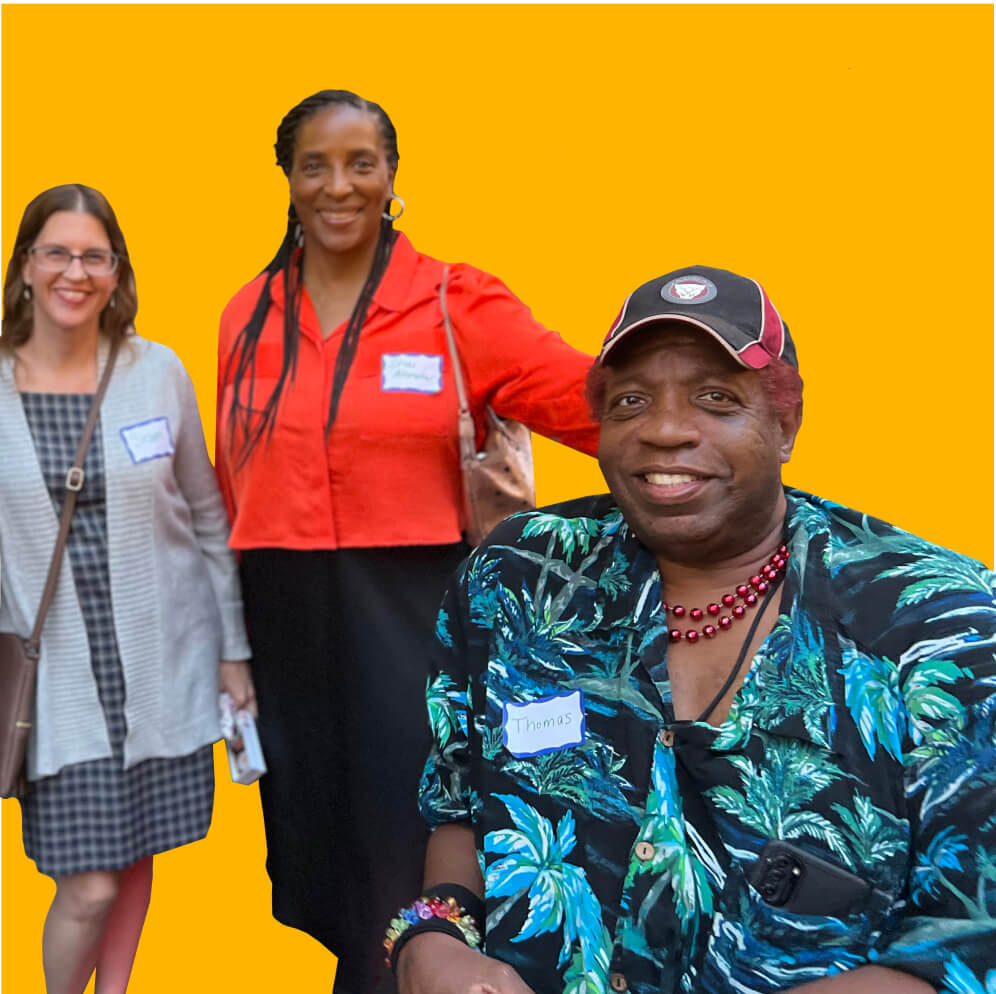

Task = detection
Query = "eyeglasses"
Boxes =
[27,245,121,277]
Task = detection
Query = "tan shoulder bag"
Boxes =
[439,267,535,547]
[0,339,119,797]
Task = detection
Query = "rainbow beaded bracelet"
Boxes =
[383,893,482,968]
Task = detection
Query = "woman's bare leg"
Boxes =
[42,870,121,994]
[94,856,153,994]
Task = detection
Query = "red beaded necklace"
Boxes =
[664,544,789,644]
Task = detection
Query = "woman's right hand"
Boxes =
[397,932,537,994]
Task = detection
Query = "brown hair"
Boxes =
[0,184,137,349]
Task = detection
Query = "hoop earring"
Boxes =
[382,195,405,222]
[23,286,32,301]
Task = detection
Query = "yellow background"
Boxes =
[2,4,992,991]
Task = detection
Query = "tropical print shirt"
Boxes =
[419,489,996,994]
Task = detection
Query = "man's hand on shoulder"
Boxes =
[397,931,537,994]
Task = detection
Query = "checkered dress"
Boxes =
[19,392,214,878]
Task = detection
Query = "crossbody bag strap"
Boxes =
[439,266,478,468]
[25,337,121,655]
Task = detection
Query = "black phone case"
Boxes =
[748,840,873,917]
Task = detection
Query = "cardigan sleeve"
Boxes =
[168,351,250,661]
[445,265,600,456]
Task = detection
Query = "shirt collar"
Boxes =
[266,231,418,316]
[595,489,824,634]
[373,231,419,312]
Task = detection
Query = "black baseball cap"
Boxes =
[599,266,798,369]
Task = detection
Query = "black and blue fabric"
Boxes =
[419,489,996,994]
[19,392,213,877]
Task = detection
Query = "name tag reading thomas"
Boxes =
[381,353,443,394]
[502,690,586,758]
[120,417,175,464]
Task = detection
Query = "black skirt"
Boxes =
[240,543,468,994]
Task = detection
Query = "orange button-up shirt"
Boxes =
[216,234,600,550]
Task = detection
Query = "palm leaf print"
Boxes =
[426,672,466,749]
[911,826,993,921]
[502,738,635,821]
[628,747,713,928]
[840,637,905,762]
[707,739,848,861]
[831,794,908,872]
[940,955,996,994]
[562,925,612,994]
[485,794,603,971]
[875,556,996,608]
[757,609,835,748]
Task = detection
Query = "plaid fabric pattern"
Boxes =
[19,392,213,877]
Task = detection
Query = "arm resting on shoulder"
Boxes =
[448,267,600,456]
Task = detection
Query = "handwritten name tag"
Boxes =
[502,690,586,758]
[381,353,443,394]
[120,417,174,464]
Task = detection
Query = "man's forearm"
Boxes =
[421,832,937,994]
[423,822,484,895]
[790,965,934,994]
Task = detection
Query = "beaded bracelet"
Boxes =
[384,891,483,970]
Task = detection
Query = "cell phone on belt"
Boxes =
[748,840,877,918]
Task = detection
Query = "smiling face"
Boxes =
[288,104,396,262]
[597,326,801,567]
[22,210,118,339]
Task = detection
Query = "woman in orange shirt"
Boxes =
[215,89,599,994]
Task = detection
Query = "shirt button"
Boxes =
[609,972,629,992]
[635,841,655,861]
[659,728,675,747]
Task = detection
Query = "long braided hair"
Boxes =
[225,90,400,464]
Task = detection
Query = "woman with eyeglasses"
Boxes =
[215,90,600,993]
[0,184,253,994]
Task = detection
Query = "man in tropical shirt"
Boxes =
[393,267,995,994]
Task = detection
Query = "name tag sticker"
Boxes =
[120,417,175,464]
[502,690,586,758]
[381,353,443,394]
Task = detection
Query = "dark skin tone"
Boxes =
[399,328,931,994]
[288,105,396,336]
[597,327,799,722]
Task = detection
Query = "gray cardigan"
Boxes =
[0,335,250,779]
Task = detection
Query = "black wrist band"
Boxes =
[387,883,485,976]
[424,882,485,925]
[390,918,467,974]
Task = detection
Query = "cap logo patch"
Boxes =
[662,276,717,305]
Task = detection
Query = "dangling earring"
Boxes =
[382,195,405,222]
[294,222,304,248]
[23,286,32,301]
[109,292,117,309]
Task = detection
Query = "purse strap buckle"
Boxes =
[65,467,85,492]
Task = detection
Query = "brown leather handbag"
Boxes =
[439,267,536,547]
[0,340,119,798]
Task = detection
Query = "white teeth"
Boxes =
[645,473,698,485]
